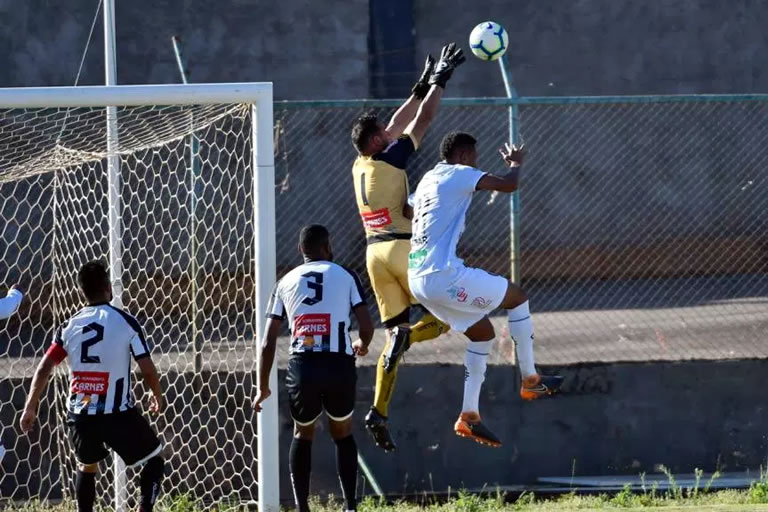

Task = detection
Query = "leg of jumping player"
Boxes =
[497,281,563,400]
[367,244,449,452]
[453,316,502,447]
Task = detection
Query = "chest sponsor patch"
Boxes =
[295,313,331,339]
[71,371,109,395]
[361,208,392,229]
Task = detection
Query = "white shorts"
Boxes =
[409,265,509,333]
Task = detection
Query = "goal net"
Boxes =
[0,84,278,510]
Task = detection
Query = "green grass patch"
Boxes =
[7,470,768,511]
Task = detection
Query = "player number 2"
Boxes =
[81,322,104,364]
[301,272,324,305]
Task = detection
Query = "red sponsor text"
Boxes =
[71,371,109,395]
[295,314,331,337]
[361,208,392,229]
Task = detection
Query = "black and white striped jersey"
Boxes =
[267,260,366,356]
[46,302,151,415]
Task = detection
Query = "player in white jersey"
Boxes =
[408,132,563,447]
[253,225,373,512]
[20,261,165,512]
[0,284,23,319]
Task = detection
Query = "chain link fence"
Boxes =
[274,97,768,366]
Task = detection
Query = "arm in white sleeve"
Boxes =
[0,289,23,319]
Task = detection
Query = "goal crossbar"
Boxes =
[0,82,272,108]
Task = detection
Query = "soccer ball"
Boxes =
[469,21,509,61]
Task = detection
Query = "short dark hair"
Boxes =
[351,114,380,153]
[440,132,477,161]
[78,261,109,301]
[299,224,330,255]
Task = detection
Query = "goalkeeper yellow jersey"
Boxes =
[352,134,417,244]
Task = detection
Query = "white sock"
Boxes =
[508,301,537,378]
[462,340,492,414]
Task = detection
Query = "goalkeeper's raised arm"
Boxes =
[385,54,435,139]
[0,285,23,320]
[404,42,466,147]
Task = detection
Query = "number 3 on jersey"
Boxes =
[301,272,324,305]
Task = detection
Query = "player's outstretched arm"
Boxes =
[386,55,435,139]
[137,357,164,414]
[0,285,23,320]
[253,317,281,412]
[20,354,57,433]
[405,43,466,147]
[476,143,526,193]
[352,304,374,356]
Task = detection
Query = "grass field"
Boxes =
[9,475,768,512]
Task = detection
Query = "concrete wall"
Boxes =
[3,1,768,97]
[0,0,369,99]
[277,359,768,500]
[416,0,768,97]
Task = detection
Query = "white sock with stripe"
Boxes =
[462,340,492,414]
[507,300,537,378]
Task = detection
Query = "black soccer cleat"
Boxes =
[454,412,502,448]
[382,326,410,374]
[365,408,397,452]
[520,374,564,401]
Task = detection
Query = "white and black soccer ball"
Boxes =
[469,21,509,61]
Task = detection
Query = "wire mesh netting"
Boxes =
[1,95,767,505]
[273,98,768,367]
[1,103,260,505]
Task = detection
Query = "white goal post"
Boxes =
[0,83,279,511]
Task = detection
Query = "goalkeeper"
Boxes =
[350,43,465,451]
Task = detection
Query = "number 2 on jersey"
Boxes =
[81,322,104,364]
[301,272,324,305]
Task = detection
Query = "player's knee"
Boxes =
[464,317,495,341]
[501,281,527,309]
[328,418,353,440]
[294,423,316,441]
[383,308,410,329]
[78,462,99,473]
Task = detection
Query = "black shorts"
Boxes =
[67,407,162,466]
[286,353,357,425]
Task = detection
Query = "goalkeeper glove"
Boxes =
[412,54,436,99]
[428,42,466,89]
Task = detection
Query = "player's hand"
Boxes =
[148,394,163,414]
[352,339,369,357]
[20,407,37,433]
[10,284,22,294]
[499,142,525,167]
[412,54,436,99]
[252,388,271,413]
[428,42,466,89]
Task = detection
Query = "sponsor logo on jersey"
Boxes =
[295,313,331,347]
[408,248,427,269]
[471,297,492,309]
[71,371,109,395]
[361,208,392,229]
[448,286,468,303]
